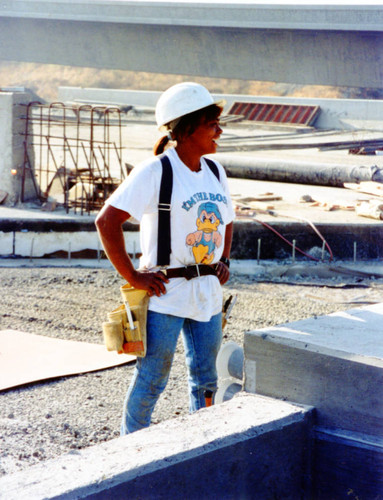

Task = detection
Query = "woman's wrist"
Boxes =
[219,256,230,268]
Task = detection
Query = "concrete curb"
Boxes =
[0,394,313,500]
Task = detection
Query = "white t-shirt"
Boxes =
[107,147,235,321]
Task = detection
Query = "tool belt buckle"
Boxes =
[184,264,200,280]
[158,267,168,277]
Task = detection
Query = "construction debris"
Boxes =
[355,200,383,220]
[344,181,383,198]
[342,181,383,219]
[299,194,315,203]
[41,201,57,212]
[232,194,280,217]
[233,194,282,203]
[349,146,383,156]
[313,201,356,212]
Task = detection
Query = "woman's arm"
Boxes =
[216,221,233,285]
[222,221,233,261]
[95,204,168,296]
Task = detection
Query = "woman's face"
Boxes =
[184,117,223,155]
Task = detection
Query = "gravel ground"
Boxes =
[1,263,383,478]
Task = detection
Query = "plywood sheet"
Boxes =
[0,329,135,391]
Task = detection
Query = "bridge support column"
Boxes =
[0,90,37,206]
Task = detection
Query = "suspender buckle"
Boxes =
[158,203,171,211]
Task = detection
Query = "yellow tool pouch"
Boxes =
[102,284,149,357]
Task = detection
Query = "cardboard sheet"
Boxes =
[0,329,135,391]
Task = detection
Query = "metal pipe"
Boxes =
[214,154,383,187]
[216,342,244,381]
[215,342,244,404]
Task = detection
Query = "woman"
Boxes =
[96,82,234,434]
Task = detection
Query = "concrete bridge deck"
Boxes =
[1,1,382,88]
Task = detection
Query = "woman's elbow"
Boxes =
[95,209,107,232]
[95,205,129,234]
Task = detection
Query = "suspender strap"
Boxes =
[157,155,220,267]
[204,157,220,182]
[157,155,173,266]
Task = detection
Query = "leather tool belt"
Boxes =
[163,264,217,281]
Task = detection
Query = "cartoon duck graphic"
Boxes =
[186,202,223,264]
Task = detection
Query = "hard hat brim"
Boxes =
[159,98,226,132]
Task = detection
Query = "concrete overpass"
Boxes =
[0,1,382,88]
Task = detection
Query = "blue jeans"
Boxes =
[121,310,222,434]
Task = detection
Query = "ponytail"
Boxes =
[153,131,176,155]
[153,135,171,155]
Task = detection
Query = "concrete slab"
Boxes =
[0,393,313,500]
[244,302,383,436]
[246,303,383,360]
[3,171,383,260]
[244,302,383,499]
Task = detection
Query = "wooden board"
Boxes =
[0,330,135,391]
[344,181,383,198]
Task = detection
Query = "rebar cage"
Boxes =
[20,102,126,214]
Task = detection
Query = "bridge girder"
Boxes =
[1,2,382,88]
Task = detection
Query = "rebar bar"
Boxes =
[19,102,124,214]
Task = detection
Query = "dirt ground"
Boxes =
[1,263,383,477]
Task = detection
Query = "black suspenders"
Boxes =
[157,155,220,267]
[157,156,173,267]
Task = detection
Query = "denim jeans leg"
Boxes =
[182,312,222,412]
[121,310,183,435]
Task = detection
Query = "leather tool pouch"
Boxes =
[102,284,149,357]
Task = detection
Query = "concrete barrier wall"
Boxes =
[58,87,383,131]
[0,394,313,500]
[3,216,383,260]
[0,230,140,259]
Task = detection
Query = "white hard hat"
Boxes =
[155,82,225,131]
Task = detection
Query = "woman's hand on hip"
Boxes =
[129,269,169,297]
[216,261,230,285]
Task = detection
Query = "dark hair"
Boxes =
[153,104,222,156]
[153,135,171,156]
